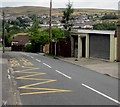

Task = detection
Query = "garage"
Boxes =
[89,34,110,60]
[71,29,116,62]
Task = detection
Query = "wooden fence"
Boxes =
[50,38,71,57]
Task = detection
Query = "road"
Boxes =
[3,51,120,105]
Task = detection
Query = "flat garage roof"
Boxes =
[73,29,115,35]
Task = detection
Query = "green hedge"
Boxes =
[24,44,33,52]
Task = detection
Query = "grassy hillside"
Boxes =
[0,6,118,16]
[73,8,118,15]
[0,6,62,15]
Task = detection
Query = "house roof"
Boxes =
[72,29,115,35]
[13,33,28,37]
[12,35,30,45]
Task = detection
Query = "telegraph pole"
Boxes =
[2,11,5,53]
[49,0,52,54]
[49,0,52,42]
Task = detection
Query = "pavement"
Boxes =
[1,52,20,106]
[1,53,9,106]
[59,57,119,79]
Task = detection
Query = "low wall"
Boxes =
[0,47,11,51]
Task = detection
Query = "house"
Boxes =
[11,34,30,51]
[80,25,93,29]
[71,29,117,62]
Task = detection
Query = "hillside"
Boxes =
[0,6,62,15]
[0,6,118,16]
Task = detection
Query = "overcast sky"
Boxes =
[0,0,120,10]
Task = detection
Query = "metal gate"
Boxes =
[89,34,110,60]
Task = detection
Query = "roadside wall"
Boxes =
[0,47,11,51]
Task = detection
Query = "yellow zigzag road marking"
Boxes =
[19,57,33,66]
[9,58,20,67]
[15,66,72,95]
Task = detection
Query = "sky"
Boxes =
[0,0,120,10]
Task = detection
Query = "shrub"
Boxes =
[24,44,33,52]
[93,23,116,30]
[101,14,118,20]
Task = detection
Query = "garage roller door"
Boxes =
[90,34,110,60]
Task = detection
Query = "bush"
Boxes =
[0,43,2,47]
[24,44,33,52]
[93,23,116,30]
[101,14,118,20]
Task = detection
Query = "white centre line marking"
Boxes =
[36,59,41,62]
[82,83,120,104]
[55,70,72,79]
[43,63,52,68]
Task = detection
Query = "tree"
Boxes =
[4,33,12,46]
[93,23,116,30]
[29,15,49,52]
[101,14,118,20]
[44,27,64,41]
[52,27,64,41]
[30,32,49,46]
[61,2,74,38]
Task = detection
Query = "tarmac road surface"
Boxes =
[3,51,120,105]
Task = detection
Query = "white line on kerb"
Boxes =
[55,70,72,79]
[82,83,120,104]
[7,75,11,79]
[36,59,41,62]
[43,63,52,68]
[7,69,10,74]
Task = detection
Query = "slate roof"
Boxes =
[12,35,30,45]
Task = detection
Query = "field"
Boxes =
[0,6,118,16]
